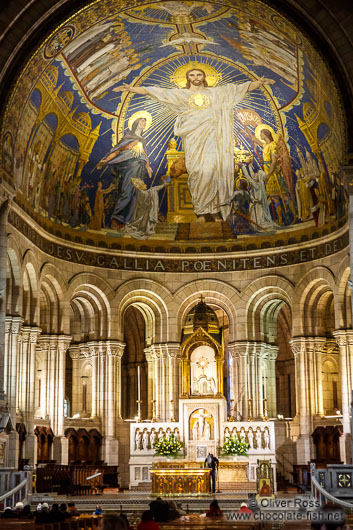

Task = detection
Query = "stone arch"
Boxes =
[173,279,240,342]
[240,275,294,342]
[21,250,40,325]
[293,266,335,337]
[68,273,115,341]
[39,263,69,334]
[116,279,172,343]
[335,256,351,330]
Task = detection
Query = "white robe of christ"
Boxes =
[145,82,250,219]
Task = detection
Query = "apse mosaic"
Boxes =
[1,0,347,247]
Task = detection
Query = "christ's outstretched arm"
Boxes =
[247,76,275,92]
[113,83,148,94]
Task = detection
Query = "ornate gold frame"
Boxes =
[180,327,224,398]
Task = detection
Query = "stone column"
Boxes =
[52,336,71,464]
[102,341,124,464]
[167,344,180,422]
[6,317,22,467]
[314,337,326,417]
[228,342,249,420]
[333,330,352,463]
[69,346,80,416]
[23,327,41,464]
[263,344,278,419]
[254,343,263,419]
[145,348,154,419]
[0,190,12,402]
[343,165,353,318]
[290,338,312,464]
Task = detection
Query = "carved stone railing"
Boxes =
[222,421,275,454]
[130,422,182,456]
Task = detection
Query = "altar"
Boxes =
[150,466,210,495]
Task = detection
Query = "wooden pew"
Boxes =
[0,517,97,529]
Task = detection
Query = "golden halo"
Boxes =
[255,124,278,143]
[128,111,152,131]
[170,62,221,88]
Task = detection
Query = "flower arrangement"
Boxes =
[219,436,249,457]
[153,434,184,457]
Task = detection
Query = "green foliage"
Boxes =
[219,436,249,457]
[153,434,184,457]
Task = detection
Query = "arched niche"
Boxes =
[181,327,223,398]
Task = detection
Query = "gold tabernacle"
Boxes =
[149,468,211,495]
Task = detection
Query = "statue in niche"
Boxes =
[150,429,157,448]
[224,427,230,440]
[248,428,254,449]
[166,428,171,440]
[135,429,142,450]
[158,428,164,440]
[190,409,213,441]
[204,421,211,441]
[192,420,199,441]
[264,428,270,449]
[142,429,149,450]
[239,426,246,442]
[174,429,180,442]
[256,427,262,449]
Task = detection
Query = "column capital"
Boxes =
[68,346,80,360]
[289,337,306,357]
[265,344,279,361]
[57,335,72,353]
[333,330,348,347]
[79,343,91,358]
[106,340,125,358]
[11,317,23,335]
[227,341,251,358]
[5,318,11,334]
[166,343,181,359]
[21,326,41,343]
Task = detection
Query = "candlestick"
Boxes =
[136,400,142,422]
[263,398,269,421]
[137,365,141,401]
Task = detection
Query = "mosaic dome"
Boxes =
[0,0,347,264]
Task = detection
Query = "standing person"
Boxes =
[114,70,274,222]
[89,181,115,230]
[97,116,152,230]
[204,453,219,493]
[246,127,297,225]
[242,164,278,230]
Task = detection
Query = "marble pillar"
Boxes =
[0,190,12,403]
[333,330,353,463]
[290,338,312,464]
[228,342,249,421]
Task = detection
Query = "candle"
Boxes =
[137,365,141,401]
